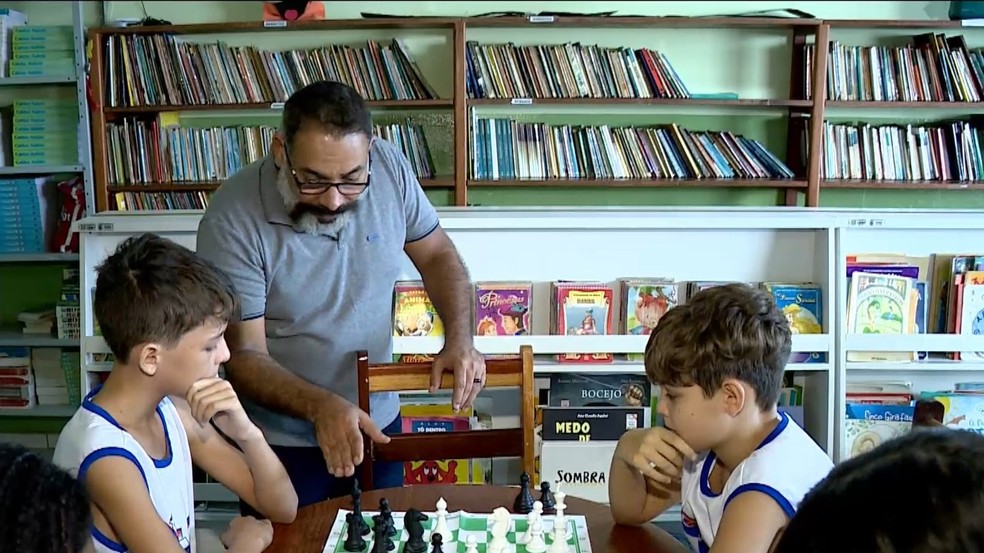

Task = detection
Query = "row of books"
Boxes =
[843,253,984,362]
[105,116,436,186]
[102,34,438,108]
[818,120,984,182]
[470,118,795,181]
[392,279,823,365]
[3,99,79,168]
[464,41,690,100]
[806,33,983,103]
[113,191,207,212]
[844,380,984,459]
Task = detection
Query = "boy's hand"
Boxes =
[221,516,273,551]
[616,427,698,485]
[187,378,261,443]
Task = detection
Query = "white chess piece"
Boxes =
[525,518,547,553]
[520,500,543,544]
[488,506,511,553]
[548,518,569,553]
[434,497,452,543]
[554,489,567,527]
[464,535,479,553]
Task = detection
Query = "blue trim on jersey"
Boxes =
[699,412,790,499]
[79,447,150,553]
[724,483,796,519]
[81,386,174,468]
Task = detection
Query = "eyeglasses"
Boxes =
[283,147,371,196]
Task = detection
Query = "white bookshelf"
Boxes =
[834,211,984,462]
[77,207,984,508]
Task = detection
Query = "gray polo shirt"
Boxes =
[196,138,440,448]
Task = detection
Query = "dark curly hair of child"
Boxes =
[0,442,91,553]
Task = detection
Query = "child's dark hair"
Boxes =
[94,233,239,363]
[773,428,984,553]
[0,443,91,553]
[644,283,791,410]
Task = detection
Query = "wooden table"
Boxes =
[267,484,690,553]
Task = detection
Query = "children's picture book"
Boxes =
[474,281,532,336]
[846,272,916,362]
[763,282,824,363]
[392,280,443,362]
[551,282,614,363]
[618,278,677,362]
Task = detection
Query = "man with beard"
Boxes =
[195,81,485,511]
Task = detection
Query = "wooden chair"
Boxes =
[356,345,536,490]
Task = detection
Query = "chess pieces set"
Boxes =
[343,480,450,553]
[510,477,569,553]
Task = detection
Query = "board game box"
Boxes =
[324,508,593,553]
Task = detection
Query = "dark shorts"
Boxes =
[240,415,403,516]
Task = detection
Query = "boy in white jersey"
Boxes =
[54,233,298,553]
[609,283,833,553]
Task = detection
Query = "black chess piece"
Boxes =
[343,512,367,552]
[403,508,429,553]
[370,516,389,553]
[513,472,535,514]
[379,498,396,537]
[539,481,556,513]
[352,483,370,536]
[430,532,444,553]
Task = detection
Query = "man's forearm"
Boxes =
[225,350,337,421]
[419,250,474,347]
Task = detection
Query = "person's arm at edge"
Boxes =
[85,455,270,553]
[707,491,789,553]
[172,396,297,523]
[608,432,682,526]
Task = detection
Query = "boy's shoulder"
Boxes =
[52,395,186,479]
[729,412,833,515]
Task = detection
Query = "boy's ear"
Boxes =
[137,343,162,377]
[720,378,746,416]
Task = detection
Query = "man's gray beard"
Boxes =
[275,165,354,236]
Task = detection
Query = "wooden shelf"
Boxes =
[467,178,808,189]
[89,18,459,36]
[108,177,455,193]
[826,101,984,109]
[823,180,984,190]
[825,19,976,29]
[103,99,452,115]
[462,16,821,29]
[468,98,812,108]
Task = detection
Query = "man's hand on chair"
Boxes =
[312,395,390,478]
[430,343,486,412]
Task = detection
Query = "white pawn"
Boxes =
[464,535,479,553]
[525,518,547,553]
[433,497,452,543]
[520,500,543,544]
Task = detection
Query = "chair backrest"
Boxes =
[356,345,535,490]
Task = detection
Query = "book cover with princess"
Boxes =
[551,281,614,363]
[763,282,824,363]
[474,281,532,336]
[392,280,443,362]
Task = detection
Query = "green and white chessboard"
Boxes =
[324,508,593,553]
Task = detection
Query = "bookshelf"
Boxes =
[0,0,92,421]
[86,15,831,211]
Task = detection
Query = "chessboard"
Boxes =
[323,507,593,553]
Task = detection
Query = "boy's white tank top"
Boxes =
[53,389,196,553]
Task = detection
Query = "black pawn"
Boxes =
[370,517,393,553]
[430,532,444,553]
[344,513,367,552]
[539,481,556,513]
[513,472,535,514]
[379,499,396,537]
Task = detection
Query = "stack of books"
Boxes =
[0,176,54,253]
[9,25,74,77]
[12,99,78,167]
